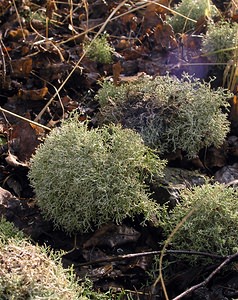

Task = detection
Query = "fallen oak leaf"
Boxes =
[11,120,42,161]
[83,223,141,249]
[143,0,170,30]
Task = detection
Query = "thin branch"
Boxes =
[172,252,238,300]
[75,249,225,267]
[0,107,51,131]
[151,208,196,300]
[34,0,128,122]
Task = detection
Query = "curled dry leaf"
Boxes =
[7,29,30,40]
[5,152,29,168]
[143,0,170,29]
[0,187,16,206]
[17,87,48,101]
[10,121,41,161]
[154,19,178,50]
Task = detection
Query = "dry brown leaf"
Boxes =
[18,87,48,101]
[203,147,227,169]
[120,13,138,32]
[154,19,178,50]
[11,57,32,77]
[143,0,169,29]
[10,121,41,161]
[214,163,238,184]
[7,29,29,40]
[0,187,16,206]
[113,61,122,85]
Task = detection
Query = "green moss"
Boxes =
[168,0,217,33]
[84,34,113,64]
[202,21,238,66]
[96,73,231,158]
[29,117,166,235]
[162,183,238,263]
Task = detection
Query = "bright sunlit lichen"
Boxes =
[29,117,166,235]
[161,183,238,264]
[96,73,231,158]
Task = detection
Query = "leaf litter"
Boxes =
[0,0,238,299]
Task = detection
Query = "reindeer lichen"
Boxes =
[29,117,166,235]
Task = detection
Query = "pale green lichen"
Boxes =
[202,21,238,66]
[0,218,115,299]
[161,183,238,263]
[0,217,82,300]
[96,73,231,158]
[29,117,166,235]
[168,0,217,33]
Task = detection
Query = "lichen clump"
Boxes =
[202,21,238,66]
[162,183,238,262]
[29,118,166,235]
[0,218,82,299]
[168,0,217,33]
[96,73,231,158]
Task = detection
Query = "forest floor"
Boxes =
[0,0,238,299]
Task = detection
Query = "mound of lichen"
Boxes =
[96,73,231,158]
[29,117,166,235]
[162,183,238,263]
[202,21,238,66]
[168,0,217,33]
[0,218,82,300]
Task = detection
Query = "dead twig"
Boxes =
[172,251,238,300]
[75,249,225,267]
[151,208,196,300]
[0,107,51,131]
[34,0,128,123]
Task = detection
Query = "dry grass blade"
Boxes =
[34,0,128,122]
[223,29,238,91]
[0,107,51,131]
[151,207,196,300]
[11,0,26,40]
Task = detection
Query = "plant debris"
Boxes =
[0,0,238,299]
